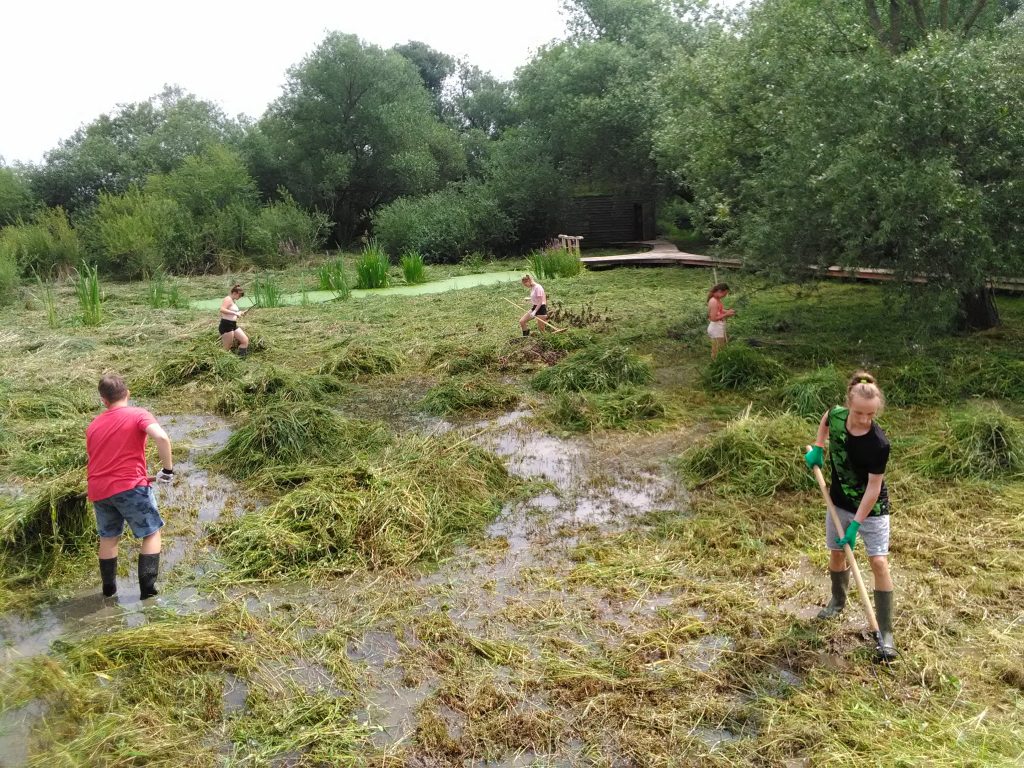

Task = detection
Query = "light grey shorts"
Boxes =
[826,505,890,557]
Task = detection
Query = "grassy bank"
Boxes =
[1,260,1022,765]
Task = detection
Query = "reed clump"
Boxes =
[679,409,813,496]
[533,345,652,393]
[211,435,513,577]
[318,339,402,379]
[210,402,391,480]
[780,365,845,420]
[421,375,519,416]
[548,386,666,432]
[354,239,390,289]
[911,402,1024,480]
[703,345,784,391]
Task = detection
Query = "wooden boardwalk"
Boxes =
[580,240,1024,294]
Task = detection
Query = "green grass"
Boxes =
[2,263,1024,766]
[316,256,350,298]
[532,345,653,393]
[703,344,785,391]
[31,270,59,328]
[420,374,519,415]
[250,273,285,307]
[400,249,428,285]
[547,386,666,432]
[73,261,103,326]
[354,239,390,289]
[528,247,582,279]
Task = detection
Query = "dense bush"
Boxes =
[372,181,512,262]
[246,190,330,265]
[83,189,189,278]
[0,207,83,276]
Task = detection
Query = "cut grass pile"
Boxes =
[213,365,344,416]
[210,401,392,481]
[143,334,243,391]
[211,434,513,576]
[887,352,1024,407]
[532,345,652,393]
[548,386,666,432]
[703,344,785,391]
[420,374,519,416]
[0,609,366,765]
[780,364,845,420]
[428,341,499,375]
[317,339,402,379]
[0,472,90,583]
[911,402,1024,480]
[679,409,813,496]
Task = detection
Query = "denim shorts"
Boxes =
[826,505,890,557]
[93,485,165,539]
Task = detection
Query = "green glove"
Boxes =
[836,519,860,549]
[804,445,824,470]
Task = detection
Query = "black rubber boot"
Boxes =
[238,347,249,358]
[99,557,118,597]
[874,590,897,661]
[138,553,160,600]
[816,568,850,619]
[522,329,530,337]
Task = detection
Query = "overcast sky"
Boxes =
[0,0,569,165]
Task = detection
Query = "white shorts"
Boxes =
[826,506,890,557]
[707,321,726,339]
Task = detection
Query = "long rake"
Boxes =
[500,296,568,334]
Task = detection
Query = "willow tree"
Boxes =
[661,0,1024,329]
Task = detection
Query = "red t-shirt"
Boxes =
[86,406,157,502]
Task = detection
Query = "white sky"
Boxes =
[0,0,569,165]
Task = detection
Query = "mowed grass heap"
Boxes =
[1,259,1023,765]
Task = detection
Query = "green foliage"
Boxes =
[528,247,582,279]
[420,375,519,415]
[0,473,90,579]
[703,345,785,391]
[913,403,1024,481]
[371,182,512,262]
[259,32,466,242]
[246,189,330,263]
[0,245,17,306]
[73,262,103,326]
[679,410,813,496]
[354,240,391,289]
[400,250,427,284]
[146,269,189,309]
[31,86,240,213]
[83,188,188,279]
[548,386,666,432]
[533,345,653,393]
[317,340,401,379]
[661,1,1024,326]
[0,166,37,226]
[31,271,59,326]
[0,207,83,276]
[249,274,284,308]
[886,356,951,407]
[316,256,350,298]
[780,365,845,420]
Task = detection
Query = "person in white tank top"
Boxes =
[219,284,250,357]
[519,275,550,336]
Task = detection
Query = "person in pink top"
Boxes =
[519,275,550,336]
[86,374,174,599]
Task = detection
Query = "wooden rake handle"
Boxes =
[805,446,879,634]
[500,295,568,333]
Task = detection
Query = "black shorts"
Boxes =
[532,304,548,317]
[219,319,237,335]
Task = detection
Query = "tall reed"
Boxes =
[355,240,390,289]
[251,274,284,308]
[74,262,103,326]
[32,270,59,328]
[317,257,350,298]
[400,250,427,285]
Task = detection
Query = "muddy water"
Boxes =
[354,410,697,754]
[0,415,241,666]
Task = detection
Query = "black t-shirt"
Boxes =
[827,406,890,516]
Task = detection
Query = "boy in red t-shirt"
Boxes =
[86,374,174,599]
